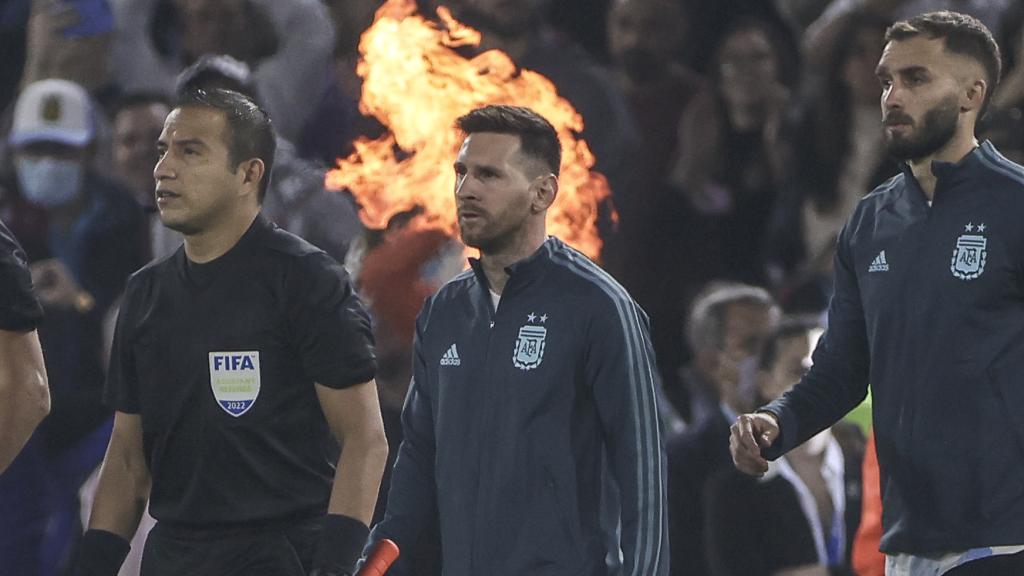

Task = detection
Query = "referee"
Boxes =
[74,89,387,576]
[0,219,50,473]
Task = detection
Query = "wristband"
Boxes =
[310,514,369,576]
[73,529,130,576]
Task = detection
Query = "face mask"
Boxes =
[15,156,85,208]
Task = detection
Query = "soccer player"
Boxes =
[368,105,668,575]
[74,89,387,576]
[731,11,1024,575]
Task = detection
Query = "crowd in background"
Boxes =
[1,0,1023,575]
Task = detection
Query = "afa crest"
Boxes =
[951,228,987,281]
[513,325,547,371]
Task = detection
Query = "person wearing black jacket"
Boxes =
[731,11,1024,575]
[367,105,668,575]
[73,89,387,576]
[0,219,49,473]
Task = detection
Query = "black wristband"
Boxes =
[74,529,131,576]
[311,514,369,576]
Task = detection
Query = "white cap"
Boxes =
[9,79,94,148]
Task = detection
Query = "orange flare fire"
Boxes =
[325,0,611,260]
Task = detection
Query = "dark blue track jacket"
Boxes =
[763,141,1024,554]
[370,237,668,575]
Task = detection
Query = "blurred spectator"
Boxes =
[0,79,145,576]
[175,54,364,263]
[671,282,779,426]
[682,0,800,77]
[4,0,118,175]
[606,0,704,188]
[775,0,834,32]
[111,0,336,145]
[0,0,30,113]
[549,0,613,61]
[804,0,1013,73]
[20,0,115,97]
[670,17,798,288]
[767,13,897,311]
[703,317,863,576]
[110,93,174,259]
[601,0,707,381]
[110,93,167,208]
[665,282,779,576]
[985,3,1024,163]
[321,0,386,165]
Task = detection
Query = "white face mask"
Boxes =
[15,156,85,208]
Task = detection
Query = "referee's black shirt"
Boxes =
[0,219,42,331]
[106,214,376,527]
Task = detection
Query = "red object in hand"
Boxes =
[356,539,400,576]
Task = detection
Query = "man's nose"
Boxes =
[153,153,174,181]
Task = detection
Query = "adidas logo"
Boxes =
[440,343,461,366]
[868,250,889,273]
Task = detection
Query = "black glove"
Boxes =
[309,514,369,576]
[73,529,131,576]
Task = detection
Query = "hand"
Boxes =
[23,0,113,92]
[730,412,780,477]
[29,258,94,312]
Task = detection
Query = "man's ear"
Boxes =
[962,78,987,113]
[240,158,266,194]
[530,173,558,213]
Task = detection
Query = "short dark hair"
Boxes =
[455,105,561,176]
[885,11,1002,117]
[758,315,821,372]
[175,88,275,202]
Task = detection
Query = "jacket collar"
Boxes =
[898,140,990,189]
[467,236,560,290]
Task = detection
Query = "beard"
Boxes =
[884,95,960,161]
[458,219,497,252]
[458,211,523,255]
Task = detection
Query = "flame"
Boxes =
[326,0,611,260]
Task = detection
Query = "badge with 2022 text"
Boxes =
[209,351,261,417]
